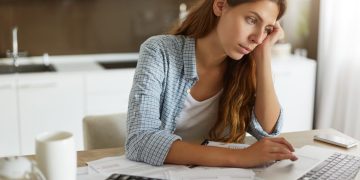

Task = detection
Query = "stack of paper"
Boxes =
[166,167,255,180]
[78,142,256,179]
[86,156,189,179]
[77,166,107,180]
[207,141,250,149]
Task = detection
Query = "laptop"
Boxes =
[255,145,360,180]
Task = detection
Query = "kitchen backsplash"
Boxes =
[0,0,195,57]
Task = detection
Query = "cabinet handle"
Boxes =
[19,82,57,89]
[0,84,14,90]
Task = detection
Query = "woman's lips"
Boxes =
[238,44,251,54]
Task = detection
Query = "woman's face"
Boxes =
[214,0,279,60]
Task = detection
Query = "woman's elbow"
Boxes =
[124,134,141,161]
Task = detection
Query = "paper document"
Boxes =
[86,155,256,180]
[77,166,107,180]
[77,173,107,180]
[86,156,188,179]
[77,166,88,176]
[166,167,255,180]
[207,141,250,149]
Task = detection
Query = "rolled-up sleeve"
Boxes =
[125,38,181,166]
[247,107,284,140]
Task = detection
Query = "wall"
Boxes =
[282,0,320,60]
[0,0,194,57]
[0,0,320,59]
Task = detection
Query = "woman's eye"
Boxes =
[265,28,273,34]
[246,17,257,25]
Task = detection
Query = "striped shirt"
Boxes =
[125,35,283,166]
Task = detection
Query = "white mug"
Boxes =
[35,131,76,180]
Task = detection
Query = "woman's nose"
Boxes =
[249,31,264,44]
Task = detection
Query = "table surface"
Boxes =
[27,128,360,167]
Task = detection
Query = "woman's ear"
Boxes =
[213,0,226,16]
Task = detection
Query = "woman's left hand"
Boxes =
[265,21,285,46]
[252,21,284,63]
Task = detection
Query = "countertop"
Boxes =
[0,53,139,75]
[0,53,316,76]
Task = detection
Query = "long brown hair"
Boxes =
[171,0,286,143]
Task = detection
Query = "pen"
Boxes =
[188,139,209,168]
[200,139,209,146]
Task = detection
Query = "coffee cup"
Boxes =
[35,131,76,180]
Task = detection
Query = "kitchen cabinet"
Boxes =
[0,67,135,156]
[17,73,84,155]
[85,69,135,115]
[272,57,317,132]
[0,75,20,156]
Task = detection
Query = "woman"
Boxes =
[126,0,298,168]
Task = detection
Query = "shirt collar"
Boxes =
[182,36,198,80]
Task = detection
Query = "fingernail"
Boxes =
[293,156,298,161]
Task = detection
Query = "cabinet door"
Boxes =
[85,69,135,115]
[0,76,20,156]
[272,59,317,132]
[18,73,84,155]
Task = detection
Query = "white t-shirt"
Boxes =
[174,89,223,143]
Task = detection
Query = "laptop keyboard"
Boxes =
[298,152,360,180]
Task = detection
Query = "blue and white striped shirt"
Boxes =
[125,35,283,166]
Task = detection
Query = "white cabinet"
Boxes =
[0,67,135,156]
[272,58,317,132]
[85,69,135,115]
[17,73,84,155]
[0,76,20,156]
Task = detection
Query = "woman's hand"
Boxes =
[232,137,298,168]
[252,21,284,63]
[265,21,285,46]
